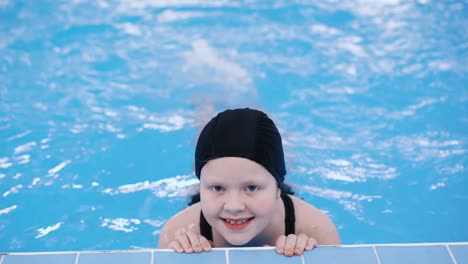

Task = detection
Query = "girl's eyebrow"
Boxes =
[241,181,262,186]
[201,180,224,186]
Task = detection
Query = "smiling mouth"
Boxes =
[221,217,255,230]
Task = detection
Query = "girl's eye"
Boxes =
[246,185,258,192]
[212,186,224,192]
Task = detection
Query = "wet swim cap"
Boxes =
[195,108,286,184]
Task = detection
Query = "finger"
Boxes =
[284,234,297,257]
[175,232,193,253]
[186,228,203,252]
[294,234,308,255]
[305,237,317,250]
[275,235,287,254]
[174,227,186,237]
[168,241,184,253]
[199,236,212,252]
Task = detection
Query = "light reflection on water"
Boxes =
[0,0,467,251]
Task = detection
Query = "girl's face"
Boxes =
[200,157,281,246]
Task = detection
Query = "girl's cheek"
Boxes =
[251,196,276,214]
[201,194,224,215]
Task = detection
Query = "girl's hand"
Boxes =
[167,225,213,253]
[275,234,317,256]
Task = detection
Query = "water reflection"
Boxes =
[0,0,466,251]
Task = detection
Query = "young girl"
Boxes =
[158,108,341,256]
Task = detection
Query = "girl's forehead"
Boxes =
[201,173,269,184]
[200,157,274,182]
[202,157,270,174]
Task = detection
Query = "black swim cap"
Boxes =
[195,108,286,184]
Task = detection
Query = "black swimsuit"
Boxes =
[199,193,296,241]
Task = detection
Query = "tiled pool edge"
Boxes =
[1,242,467,264]
[2,242,468,255]
[445,245,458,264]
[372,245,382,264]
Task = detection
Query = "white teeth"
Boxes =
[226,219,249,225]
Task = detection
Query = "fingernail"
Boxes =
[277,249,283,254]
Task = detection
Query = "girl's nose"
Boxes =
[223,193,245,212]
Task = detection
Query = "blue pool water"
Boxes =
[0,0,467,252]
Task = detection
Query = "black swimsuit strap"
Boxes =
[281,193,296,235]
[200,209,213,241]
[199,193,296,241]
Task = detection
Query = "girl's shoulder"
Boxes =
[158,202,202,248]
[290,195,342,245]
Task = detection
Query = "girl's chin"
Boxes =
[225,239,254,246]
[219,229,256,246]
